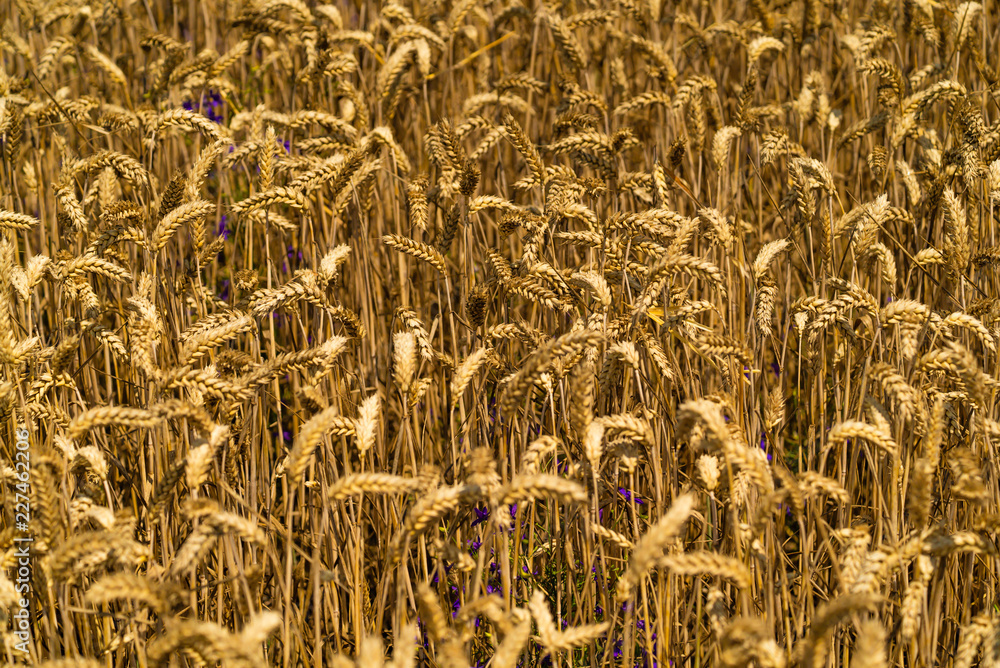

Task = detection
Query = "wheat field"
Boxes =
[1,0,999,665]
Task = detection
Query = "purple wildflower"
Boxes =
[183,90,224,123]
[618,488,645,505]
[472,505,490,527]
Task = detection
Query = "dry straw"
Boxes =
[7,0,1000,664]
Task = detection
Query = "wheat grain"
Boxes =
[382,234,447,276]
[288,406,356,484]
[617,493,695,601]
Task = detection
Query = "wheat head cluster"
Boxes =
[0,0,999,665]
